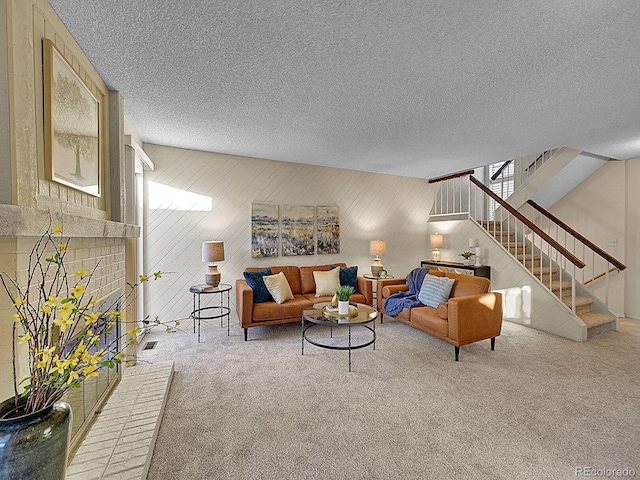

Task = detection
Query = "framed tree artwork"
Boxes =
[43,39,101,196]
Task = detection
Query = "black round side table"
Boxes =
[189,283,231,342]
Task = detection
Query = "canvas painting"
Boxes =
[44,39,100,196]
[251,204,279,257]
[317,205,340,254]
[282,205,315,256]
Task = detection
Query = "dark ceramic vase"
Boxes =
[0,396,72,480]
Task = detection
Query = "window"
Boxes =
[488,161,514,220]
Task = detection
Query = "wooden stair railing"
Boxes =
[429,170,475,217]
[470,177,586,269]
[525,199,625,308]
[526,200,626,272]
[430,170,617,325]
[469,176,587,314]
[490,160,512,181]
[584,267,619,286]
[428,170,475,184]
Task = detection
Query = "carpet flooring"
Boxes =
[139,317,640,480]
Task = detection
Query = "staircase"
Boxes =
[428,166,625,341]
[479,220,616,337]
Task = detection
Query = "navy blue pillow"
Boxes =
[243,268,273,303]
[331,265,358,292]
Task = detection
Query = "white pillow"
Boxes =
[262,271,294,304]
[314,267,341,297]
[418,274,455,308]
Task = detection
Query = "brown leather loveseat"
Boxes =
[378,271,503,360]
[236,263,373,340]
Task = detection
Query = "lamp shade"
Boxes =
[202,241,225,262]
[369,240,387,257]
[430,234,444,249]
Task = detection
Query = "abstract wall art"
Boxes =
[251,203,279,257]
[317,205,340,254]
[281,205,315,256]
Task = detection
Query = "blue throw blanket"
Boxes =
[383,268,430,316]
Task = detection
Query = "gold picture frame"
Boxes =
[43,39,101,197]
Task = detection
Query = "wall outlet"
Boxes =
[607,238,618,247]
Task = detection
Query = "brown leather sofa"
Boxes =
[236,263,373,340]
[377,271,503,360]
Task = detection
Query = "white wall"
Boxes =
[625,159,640,319]
[142,145,433,326]
[550,159,630,318]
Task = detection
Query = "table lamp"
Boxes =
[369,240,386,277]
[430,233,443,261]
[202,241,225,287]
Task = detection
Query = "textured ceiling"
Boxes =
[48,0,640,179]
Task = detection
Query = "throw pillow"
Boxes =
[418,274,456,308]
[243,268,273,303]
[262,271,294,304]
[330,265,358,291]
[314,267,341,296]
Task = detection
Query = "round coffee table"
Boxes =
[301,302,378,372]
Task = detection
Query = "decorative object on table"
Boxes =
[190,284,215,293]
[335,285,355,315]
[0,218,173,480]
[251,203,279,258]
[322,303,359,319]
[459,251,474,265]
[475,246,482,266]
[430,233,443,261]
[282,205,316,256]
[369,240,387,276]
[43,39,101,197]
[317,205,340,254]
[330,293,339,307]
[202,240,225,286]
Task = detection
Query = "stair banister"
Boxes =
[525,200,627,272]
[584,267,619,285]
[428,169,475,184]
[470,177,586,269]
[490,160,512,181]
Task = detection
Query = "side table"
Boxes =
[363,273,394,306]
[189,283,232,342]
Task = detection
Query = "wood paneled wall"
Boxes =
[142,145,433,326]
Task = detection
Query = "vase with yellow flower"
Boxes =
[0,220,172,479]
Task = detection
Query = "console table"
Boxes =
[420,260,490,280]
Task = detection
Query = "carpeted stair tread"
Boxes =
[550,280,573,291]
[500,241,527,247]
[561,295,593,308]
[516,254,540,265]
[502,243,529,253]
[579,312,616,328]
[487,230,516,242]
[525,265,557,275]
[478,221,504,230]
